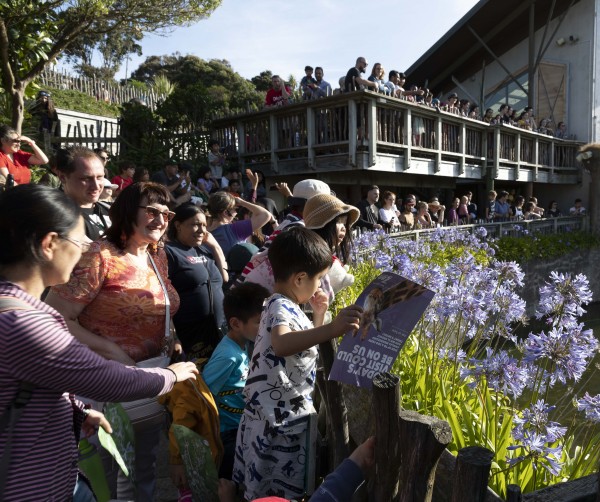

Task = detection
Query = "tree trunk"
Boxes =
[10,84,25,133]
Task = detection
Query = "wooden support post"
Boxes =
[236,120,246,170]
[348,99,357,167]
[533,136,539,181]
[405,108,412,170]
[449,446,494,502]
[317,339,350,468]
[370,372,402,501]
[369,372,452,502]
[459,122,466,175]
[269,115,278,173]
[435,116,442,173]
[368,98,377,167]
[506,484,522,502]
[516,133,521,181]
[307,106,316,170]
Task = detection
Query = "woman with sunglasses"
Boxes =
[0,124,49,185]
[0,184,198,501]
[207,188,273,259]
[46,182,182,502]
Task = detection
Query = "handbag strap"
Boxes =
[147,253,171,344]
[0,296,36,499]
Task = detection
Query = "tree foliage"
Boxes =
[0,0,222,131]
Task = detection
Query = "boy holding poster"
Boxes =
[232,227,362,500]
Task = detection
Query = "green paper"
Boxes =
[100,403,136,484]
[172,424,219,502]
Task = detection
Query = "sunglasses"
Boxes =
[139,205,175,222]
[99,156,109,162]
[225,208,237,217]
[9,138,21,144]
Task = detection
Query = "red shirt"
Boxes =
[0,150,32,184]
[111,175,133,191]
[265,86,292,107]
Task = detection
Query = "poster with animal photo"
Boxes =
[330,272,435,389]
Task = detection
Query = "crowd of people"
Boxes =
[0,114,590,501]
[264,57,569,139]
[0,124,383,501]
[355,184,586,232]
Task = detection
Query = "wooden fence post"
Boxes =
[369,372,452,502]
[506,484,522,502]
[450,446,494,502]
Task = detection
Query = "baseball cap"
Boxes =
[288,179,331,207]
[102,178,118,190]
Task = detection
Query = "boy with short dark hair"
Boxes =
[202,282,270,479]
[232,227,362,500]
[300,65,317,99]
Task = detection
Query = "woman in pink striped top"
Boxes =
[0,185,198,501]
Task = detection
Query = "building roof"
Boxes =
[406,0,581,94]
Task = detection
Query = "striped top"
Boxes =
[0,281,176,501]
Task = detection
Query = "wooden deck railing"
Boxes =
[211,91,583,183]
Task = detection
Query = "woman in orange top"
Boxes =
[0,125,49,184]
[46,182,182,502]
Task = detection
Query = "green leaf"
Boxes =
[172,424,219,502]
[100,403,136,483]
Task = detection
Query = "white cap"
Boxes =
[288,179,331,206]
[103,178,118,190]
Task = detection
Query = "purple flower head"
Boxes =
[536,272,593,323]
[460,348,532,398]
[522,324,597,386]
[508,400,566,476]
[576,392,600,423]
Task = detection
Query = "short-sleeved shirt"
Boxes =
[0,150,32,184]
[203,336,250,432]
[164,241,224,327]
[344,67,361,92]
[210,219,253,258]
[242,294,317,431]
[151,170,177,188]
[80,203,111,241]
[265,86,292,107]
[111,175,133,191]
[52,240,180,362]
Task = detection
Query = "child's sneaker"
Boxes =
[177,487,193,502]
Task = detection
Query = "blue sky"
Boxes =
[76,0,481,84]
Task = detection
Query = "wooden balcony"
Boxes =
[211,91,583,185]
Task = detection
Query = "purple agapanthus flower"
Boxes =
[576,393,600,423]
[508,400,566,476]
[460,348,532,398]
[522,324,597,386]
[536,272,593,322]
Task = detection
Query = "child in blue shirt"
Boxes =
[203,282,270,479]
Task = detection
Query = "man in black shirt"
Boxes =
[56,146,110,240]
[151,159,191,206]
[345,57,379,93]
[356,185,383,230]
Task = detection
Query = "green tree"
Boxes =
[251,70,273,92]
[63,20,143,80]
[0,0,221,132]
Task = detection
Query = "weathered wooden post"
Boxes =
[575,144,600,235]
[450,446,494,502]
[506,484,522,502]
[369,372,453,502]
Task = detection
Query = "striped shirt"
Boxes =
[0,281,176,501]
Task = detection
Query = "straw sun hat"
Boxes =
[303,194,360,230]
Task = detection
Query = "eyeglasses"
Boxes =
[139,205,175,222]
[9,138,21,144]
[62,237,91,252]
[225,208,237,217]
